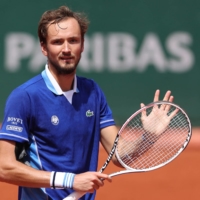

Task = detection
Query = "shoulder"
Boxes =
[17,74,43,91]
[8,74,43,100]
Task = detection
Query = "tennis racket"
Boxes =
[63,101,192,200]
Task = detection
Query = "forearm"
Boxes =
[118,132,158,161]
[100,126,123,168]
[0,160,50,187]
[0,140,51,188]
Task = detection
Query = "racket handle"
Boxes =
[63,191,86,200]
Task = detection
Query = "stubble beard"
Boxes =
[48,56,81,75]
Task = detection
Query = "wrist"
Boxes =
[142,132,155,144]
[50,171,75,189]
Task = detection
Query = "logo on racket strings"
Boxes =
[86,110,94,117]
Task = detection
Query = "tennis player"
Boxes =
[0,5,174,200]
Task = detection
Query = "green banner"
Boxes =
[0,0,200,125]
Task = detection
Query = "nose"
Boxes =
[62,42,71,54]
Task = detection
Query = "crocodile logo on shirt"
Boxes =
[86,110,94,117]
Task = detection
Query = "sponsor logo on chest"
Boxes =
[86,110,94,117]
[51,115,59,125]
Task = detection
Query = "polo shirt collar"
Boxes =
[41,64,79,95]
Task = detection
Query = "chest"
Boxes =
[30,92,100,142]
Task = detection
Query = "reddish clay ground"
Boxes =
[0,128,200,200]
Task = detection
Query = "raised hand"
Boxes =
[141,102,179,136]
[140,89,179,137]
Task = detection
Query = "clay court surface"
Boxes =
[0,128,199,200]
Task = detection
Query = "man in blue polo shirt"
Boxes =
[0,5,175,200]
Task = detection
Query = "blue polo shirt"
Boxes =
[0,67,115,200]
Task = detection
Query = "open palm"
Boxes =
[141,103,179,136]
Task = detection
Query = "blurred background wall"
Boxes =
[0,0,200,126]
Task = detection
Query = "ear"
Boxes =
[40,42,48,56]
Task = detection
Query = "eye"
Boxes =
[52,39,63,45]
[69,37,79,44]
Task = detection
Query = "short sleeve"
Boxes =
[0,88,31,143]
[94,82,115,129]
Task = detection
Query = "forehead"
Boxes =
[47,17,81,39]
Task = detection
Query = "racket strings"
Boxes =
[116,103,190,170]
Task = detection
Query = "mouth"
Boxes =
[60,56,74,62]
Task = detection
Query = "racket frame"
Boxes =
[115,101,192,173]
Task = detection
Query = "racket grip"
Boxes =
[63,191,86,200]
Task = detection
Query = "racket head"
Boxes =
[115,101,192,172]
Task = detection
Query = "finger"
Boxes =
[96,173,111,182]
[153,89,160,102]
[164,97,174,112]
[169,108,179,120]
[160,102,167,110]
[160,91,172,110]
[168,95,174,102]
[140,103,146,118]
[94,178,104,187]
[163,90,171,101]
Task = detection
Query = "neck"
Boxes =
[48,66,75,91]
[56,74,75,91]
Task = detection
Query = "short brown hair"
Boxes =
[38,5,89,44]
